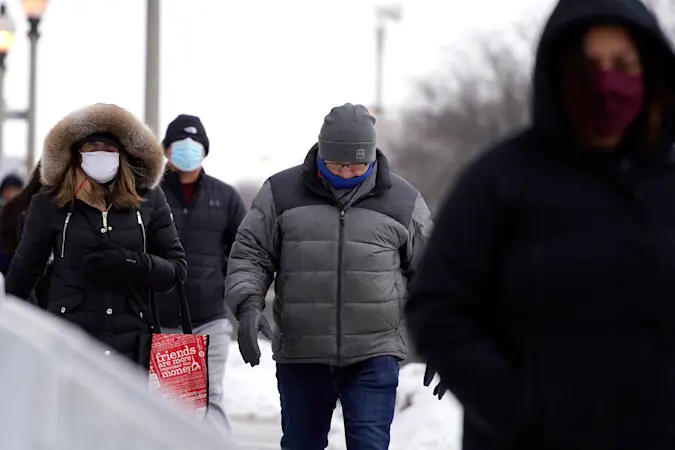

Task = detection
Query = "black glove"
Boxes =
[424,364,449,400]
[82,240,151,286]
[236,304,274,367]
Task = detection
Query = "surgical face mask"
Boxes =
[80,151,120,184]
[170,138,204,172]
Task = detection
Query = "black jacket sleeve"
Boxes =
[405,154,531,444]
[5,193,54,300]
[145,188,187,293]
[225,189,247,247]
[223,187,247,276]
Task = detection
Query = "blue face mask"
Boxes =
[170,138,204,172]
[317,157,374,189]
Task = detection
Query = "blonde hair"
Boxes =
[50,151,145,209]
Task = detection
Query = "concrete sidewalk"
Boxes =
[231,417,281,450]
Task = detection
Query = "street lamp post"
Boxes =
[22,0,48,173]
[0,2,15,167]
[145,0,160,135]
[374,4,402,117]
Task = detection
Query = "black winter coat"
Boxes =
[158,171,246,327]
[406,1,675,450]
[6,188,186,361]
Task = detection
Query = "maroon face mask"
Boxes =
[585,69,645,137]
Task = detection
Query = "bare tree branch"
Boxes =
[387,32,533,211]
[387,2,674,211]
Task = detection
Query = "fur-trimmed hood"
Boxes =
[40,103,166,189]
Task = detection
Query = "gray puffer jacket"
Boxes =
[225,146,432,366]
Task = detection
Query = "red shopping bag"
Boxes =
[145,283,210,422]
[148,333,210,420]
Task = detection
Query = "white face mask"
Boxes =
[80,151,120,184]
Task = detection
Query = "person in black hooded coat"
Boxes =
[406,0,675,449]
[5,103,187,364]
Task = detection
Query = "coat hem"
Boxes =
[272,349,407,367]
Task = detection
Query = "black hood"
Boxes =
[532,0,675,142]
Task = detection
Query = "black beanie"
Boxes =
[0,173,24,193]
[318,103,377,164]
[78,132,123,150]
[162,114,210,155]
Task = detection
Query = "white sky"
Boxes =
[1,0,557,185]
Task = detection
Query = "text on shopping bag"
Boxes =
[148,334,209,421]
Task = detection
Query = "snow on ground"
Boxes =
[223,340,462,449]
[389,364,462,450]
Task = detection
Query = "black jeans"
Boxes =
[276,356,399,450]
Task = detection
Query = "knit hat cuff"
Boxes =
[318,140,376,164]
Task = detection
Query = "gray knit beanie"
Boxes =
[318,103,377,164]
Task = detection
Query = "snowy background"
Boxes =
[223,340,463,449]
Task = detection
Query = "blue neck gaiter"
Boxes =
[317,157,374,189]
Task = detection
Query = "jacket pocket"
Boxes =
[276,302,287,355]
[47,293,85,316]
[397,329,407,347]
[273,331,283,354]
[125,289,151,326]
[394,278,405,331]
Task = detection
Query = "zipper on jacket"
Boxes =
[60,212,72,258]
[136,211,147,252]
[100,204,112,237]
[337,209,345,363]
[180,207,188,248]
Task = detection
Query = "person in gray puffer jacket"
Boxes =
[225,103,432,450]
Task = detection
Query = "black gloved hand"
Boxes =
[83,240,152,285]
[424,364,449,400]
[236,304,274,367]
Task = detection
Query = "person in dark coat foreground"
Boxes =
[406,0,675,449]
[5,103,187,364]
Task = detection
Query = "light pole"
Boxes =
[374,4,402,117]
[145,0,160,135]
[22,0,48,173]
[0,2,15,167]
